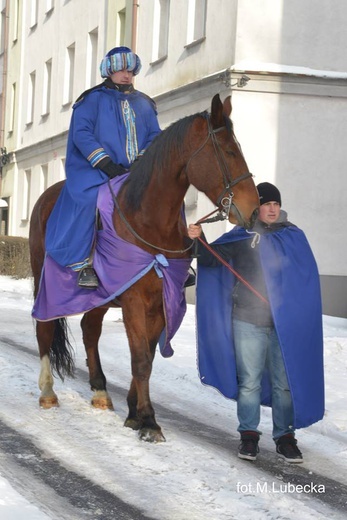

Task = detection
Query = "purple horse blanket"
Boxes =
[32,176,191,357]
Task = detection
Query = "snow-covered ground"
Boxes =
[0,275,346,519]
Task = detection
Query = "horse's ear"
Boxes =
[210,94,224,129]
[223,96,232,118]
[210,94,232,128]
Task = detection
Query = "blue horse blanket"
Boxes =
[196,226,325,429]
[32,176,191,358]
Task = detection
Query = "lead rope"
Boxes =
[195,235,269,304]
[191,208,268,304]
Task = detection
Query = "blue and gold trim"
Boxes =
[88,148,109,167]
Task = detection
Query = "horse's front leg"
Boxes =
[121,282,165,442]
[81,307,113,410]
[124,339,161,440]
[37,321,58,408]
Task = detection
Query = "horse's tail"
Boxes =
[50,318,75,380]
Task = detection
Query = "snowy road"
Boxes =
[0,277,347,519]
[0,417,155,520]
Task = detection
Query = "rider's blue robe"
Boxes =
[45,85,161,267]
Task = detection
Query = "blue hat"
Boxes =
[100,46,142,77]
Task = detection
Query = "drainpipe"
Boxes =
[0,0,9,212]
[0,0,9,151]
[131,0,139,52]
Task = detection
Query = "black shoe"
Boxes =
[238,431,259,461]
[184,267,196,288]
[78,267,99,289]
[276,434,303,463]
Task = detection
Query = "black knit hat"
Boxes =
[257,182,282,206]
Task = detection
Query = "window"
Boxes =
[42,59,52,116]
[63,43,75,105]
[86,29,98,89]
[151,0,170,63]
[9,83,16,132]
[12,0,19,41]
[117,8,126,46]
[45,0,54,14]
[40,164,49,192]
[1,8,6,53]
[0,197,9,235]
[186,0,207,46]
[22,170,31,221]
[60,158,66,181]
[26,71,36,124]
[30,0,39,29]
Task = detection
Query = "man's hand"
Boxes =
[187,224,202,239]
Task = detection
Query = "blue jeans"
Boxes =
[233,319,294,440]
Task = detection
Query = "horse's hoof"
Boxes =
[39,395,59,409]
[124,417,140,431]
[91,392,114,410]
[139,428,166,443]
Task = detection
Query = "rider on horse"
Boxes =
[45,46,161,288]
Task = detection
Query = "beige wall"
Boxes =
[1,0,346,315]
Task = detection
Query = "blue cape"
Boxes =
[196,225,325,429]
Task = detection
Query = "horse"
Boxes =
[29,93,259,442]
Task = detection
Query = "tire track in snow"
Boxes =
[0,418,155,520]
[1,335,347,516]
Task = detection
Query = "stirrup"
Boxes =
[78,267,99,289]
[184,266,196,288]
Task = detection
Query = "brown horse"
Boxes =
[29,94,259,442]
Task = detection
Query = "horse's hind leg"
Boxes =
[81,307,114,410]
[37,321,58,408]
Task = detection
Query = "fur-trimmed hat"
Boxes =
[257,182,282,206]
[100,46,142,78]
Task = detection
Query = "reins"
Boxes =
[109,180,266,303]
[108,183,194,254]
[109,113,253,256]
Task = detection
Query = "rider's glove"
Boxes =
[98,157,127,179]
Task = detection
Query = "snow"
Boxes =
[0,275,346,519]
[232,61,347,79]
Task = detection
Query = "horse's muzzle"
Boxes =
[230,205,258,230]
[245,208,259,230]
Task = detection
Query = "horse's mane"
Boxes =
[122,111,209,211]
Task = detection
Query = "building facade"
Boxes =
[0,0,346,317]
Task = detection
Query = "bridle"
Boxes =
[186,116,253,225]
[110,115,253,254]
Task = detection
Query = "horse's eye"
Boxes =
[226,150,236,157]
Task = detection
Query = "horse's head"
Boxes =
[186,94,259,229]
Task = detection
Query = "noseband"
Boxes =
[186,116,253,223]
